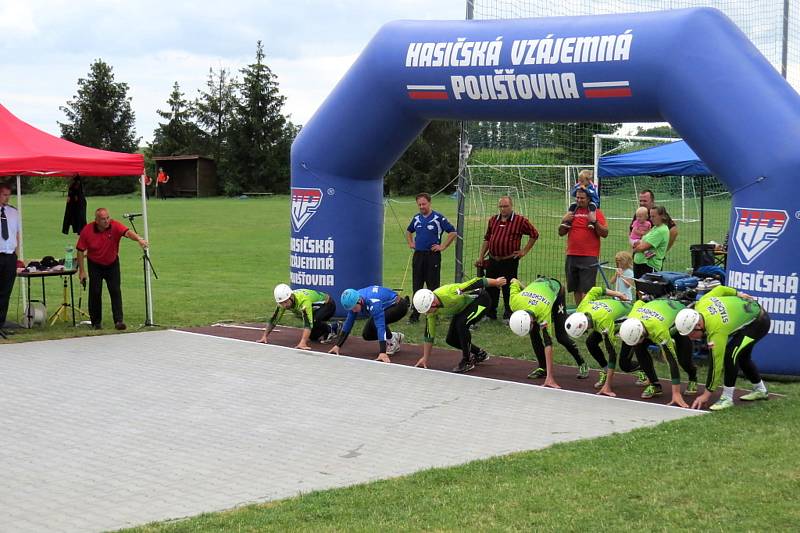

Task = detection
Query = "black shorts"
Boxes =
[565,255,598,293]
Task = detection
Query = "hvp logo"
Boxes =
[732,208,789,265]
[291,188,323,232]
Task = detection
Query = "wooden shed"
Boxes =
[152,155,217,197]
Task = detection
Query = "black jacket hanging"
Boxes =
[62,176,87,234]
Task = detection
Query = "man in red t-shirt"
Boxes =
[558,189,608,305]
[76,208,148,330]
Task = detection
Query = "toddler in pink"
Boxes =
[629,206,652,246]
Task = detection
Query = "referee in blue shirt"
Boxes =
[406,193,456,323]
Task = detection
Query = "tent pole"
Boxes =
[16,175,26,313]
[140,174,154,325]
[681,176,686,222]
[593,134,601,195]
[700,178,705,244]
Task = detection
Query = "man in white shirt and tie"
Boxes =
[0,183,21,335]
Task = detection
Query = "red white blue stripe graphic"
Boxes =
[582,80,632,98]
[407,84,449,100]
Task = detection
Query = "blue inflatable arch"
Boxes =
[290,8,800,374]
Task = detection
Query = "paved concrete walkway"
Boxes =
[0,330,701,532]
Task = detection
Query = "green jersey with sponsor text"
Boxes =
[576,286,632,337]
[268,288,328,329]
[424,277,488,342]
[696,286,762,391]
[627,298,685,353]
[509,277,561,338]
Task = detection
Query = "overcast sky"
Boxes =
[0,0,466,143]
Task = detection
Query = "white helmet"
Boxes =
[675,308,702,336]
[565,312,590,338]
[619,318,646,346]
[509,310,532,336]
[273,283,293,303]
[413,289,435,314]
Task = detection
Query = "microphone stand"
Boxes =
[125,214,159,327]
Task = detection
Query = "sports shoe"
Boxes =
[594,370,607,389]
[386,332,405,355]
[528,367,547,379]
[321,321,341,344]
[709,396,734,411]
[685,380,698,396]
[740,389,769,402]
[114,322,127,331]
[453,358,475,373]
[576,363,589,379]
[634,370,649,386]
[641,384,663,399]
[473,348,489,364]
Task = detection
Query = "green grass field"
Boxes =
[4,192,798,531]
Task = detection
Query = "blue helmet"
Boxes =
[340,288,361,310]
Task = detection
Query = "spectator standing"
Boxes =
[609,251,635,301]
[475,196,539,320]
[632,190,678,250]
[559,189,608,306]
[632,205,671,278]
[76,208,148,330]
[566,168,600,215]
[405,193,456,323]
[0,183,20,333]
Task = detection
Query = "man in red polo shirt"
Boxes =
[76,208,148,330]
[559,189,608,305]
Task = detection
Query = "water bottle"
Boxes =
[65,245,75,270]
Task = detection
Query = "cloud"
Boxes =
[0,0,464,143]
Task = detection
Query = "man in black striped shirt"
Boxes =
[475,196,539,320]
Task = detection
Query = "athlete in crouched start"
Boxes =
[508,277,589,389]
[413,276,506,373]
[259,284,338,349]
[675,286,770,411]
[563,285,635,395]
[329,285,409,363]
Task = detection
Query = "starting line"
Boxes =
[0,330,701,532]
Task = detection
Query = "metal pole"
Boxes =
[700,178,705,244]
[455,129,469,283]
[681,176,686,222]
[593,134,602,194]
[140,173,154,325]
[15,175,26,310]
[782,0,789,78]
[455,0,474,283]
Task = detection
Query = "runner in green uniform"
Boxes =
[259,284,337,349]
[508,277,587,389]
[563,285,635,395]
[675,286,770,411]
[619,297,698,407]
[413,276,507,373]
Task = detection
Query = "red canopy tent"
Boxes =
[0,103,144,176]
[0,103,154,323]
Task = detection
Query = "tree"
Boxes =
[59,59,140,195]
[150,81,206,157]
[225,41,289,195]
[195,67,237,185]
[636,124,679,138]
[384,121,460,196]
[542,122,621,164]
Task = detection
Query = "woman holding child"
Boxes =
[632,205,672,277]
